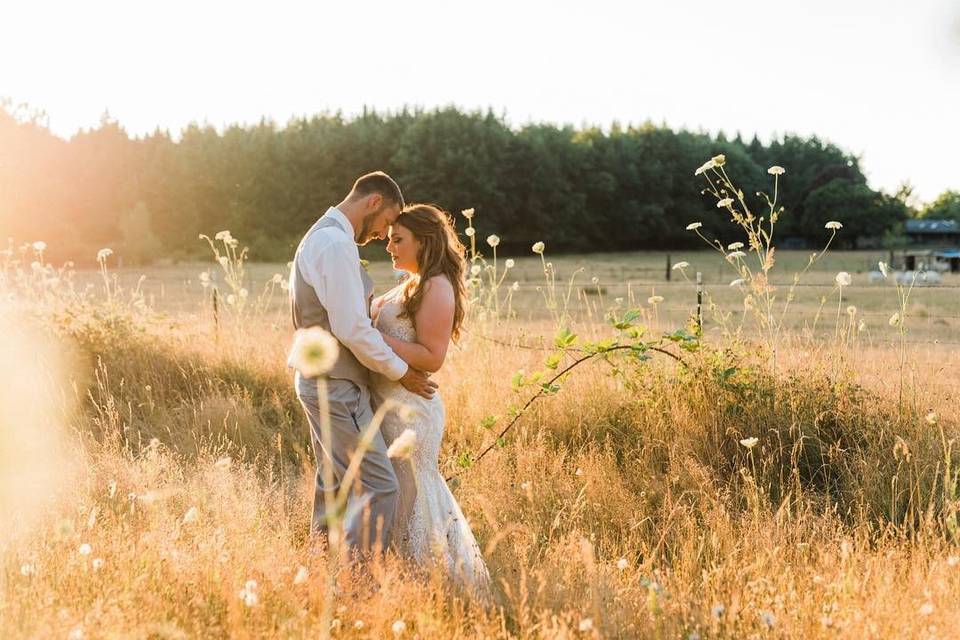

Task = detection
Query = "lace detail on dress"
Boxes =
[370,287,491,597]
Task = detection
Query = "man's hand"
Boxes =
[399,367,438,399]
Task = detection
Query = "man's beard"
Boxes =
[356,208,385,245]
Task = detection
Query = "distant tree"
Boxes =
[922,190,960,221]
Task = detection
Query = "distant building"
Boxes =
[905,219,960,246]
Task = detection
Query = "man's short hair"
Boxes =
[350,171,404,209]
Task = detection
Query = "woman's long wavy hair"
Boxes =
[394,204,467,341]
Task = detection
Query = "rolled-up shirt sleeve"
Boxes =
[300,236,408,381]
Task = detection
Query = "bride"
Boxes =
[369,203,491,596]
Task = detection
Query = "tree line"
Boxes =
[0,99,925,265]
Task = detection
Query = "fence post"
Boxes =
[666,253,671,282]
[696,271,703,332]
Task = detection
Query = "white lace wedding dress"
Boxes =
[371,286,491,597]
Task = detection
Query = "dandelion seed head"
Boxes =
[290,326,340,378]
[486,234,500,248]
[387,429,417,460]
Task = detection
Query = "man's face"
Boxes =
[357,200,402,245]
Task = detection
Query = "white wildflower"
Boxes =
[238,288,248,299]
[214,230,233,242]
[716,198,734,208]
[461,208,475,220]
[686,222,703,231]
[730,278,745,287]
[68,627,84,640]
[470,265,482,277]
[739,437,759,449]
[391,619,407,636]
[511,281,520,292]
[711,604,726,619]
[889,312,901,327]
[238,580,258,607]
[92,558,104,572]
[505,259,515,268]
[647,295,664,305]
[387,429,417,460]
[947,556,959,567]
[293,565,309,585]
[767,166,786,176]
[78,543,92,556]
[464,227,475,237]
[198,271,210,284]
[727,242,744,250]
[97,248,113,262]
[694,159,716,176]
[760,611,776,628]
[532,241,545,254]
[20,563,35,576]
[218,256,229,268]
[486,234,500,248]
[825,221,843,230]
[182,506,198,524]
[858,319,867,332]
[578,618,594,632]
[271,273,284,284]
[32,241,47,252]
[919,602,934,616]
[520,481,531,491]
[878,261,889,278]
[616,558,629,571]
[290,326,340,377]
[835,271,852,287]
[726,251,746,261]
[925,411,939,425]
[847,305,857,316]
[672,261,690,270]
[712,154,726,166]
[354,620,365,629]
[215,456,232,470]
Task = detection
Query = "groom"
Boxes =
[289,171,435,554]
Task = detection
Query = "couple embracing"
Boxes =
[288,171,490,595]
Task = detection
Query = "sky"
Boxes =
[2,0,958,203]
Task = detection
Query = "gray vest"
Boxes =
[291,214,373,385]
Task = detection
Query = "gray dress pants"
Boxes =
[295,373,399,554]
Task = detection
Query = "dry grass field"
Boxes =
[2,239,960,639]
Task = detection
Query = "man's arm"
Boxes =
[301,236,408,381]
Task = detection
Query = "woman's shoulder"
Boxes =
[421,274,455,298]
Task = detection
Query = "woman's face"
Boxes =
[386,223,421,274]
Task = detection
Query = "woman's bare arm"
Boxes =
[380,277,454,373]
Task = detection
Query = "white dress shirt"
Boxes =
[293,207,408,381]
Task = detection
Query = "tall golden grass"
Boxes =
[3,164,960,637]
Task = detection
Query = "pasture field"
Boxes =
[3,245,960,639]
